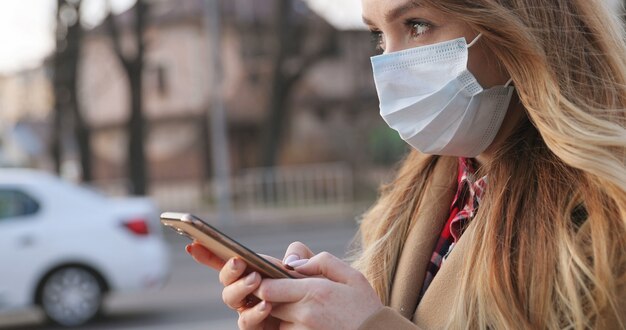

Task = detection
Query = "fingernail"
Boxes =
[287,259,309,268]
[257,300,267,312]
[230,258,241,270]
[283,254,299,265]
[245,272,258,285]
[185,245,192,254]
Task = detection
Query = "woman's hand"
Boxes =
[256,251,384,330]
[186,241,316,329]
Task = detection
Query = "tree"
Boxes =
[105,0,149,195]
[260,0,337,167]
[51,0,93,182]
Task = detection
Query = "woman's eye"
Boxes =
[370,30,385,51]
[407,20,431,39]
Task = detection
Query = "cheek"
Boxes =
[467,45,508,88]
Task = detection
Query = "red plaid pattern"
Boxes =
[417,158,486,303]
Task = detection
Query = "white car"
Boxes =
[0,169,170,326]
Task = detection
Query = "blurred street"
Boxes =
[0,1,381,328]
[0,219,358,330]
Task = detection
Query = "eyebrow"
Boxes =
[362,1,422,26]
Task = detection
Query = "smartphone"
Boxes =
[160,212,294,279]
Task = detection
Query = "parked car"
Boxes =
[0,169,170,326]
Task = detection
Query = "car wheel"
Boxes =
[39,266,104,327]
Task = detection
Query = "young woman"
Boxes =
[188,0,626,328]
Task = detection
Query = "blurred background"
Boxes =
[0,0,623,329]
[0,0,406,328]
[0,0,407,220]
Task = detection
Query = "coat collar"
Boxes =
[388,156,458,319]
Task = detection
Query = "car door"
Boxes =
[0,187,46,310]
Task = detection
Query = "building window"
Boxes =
[147,63,169,96]
[156,65,167,95]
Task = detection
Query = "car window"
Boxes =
[0,189,40,220]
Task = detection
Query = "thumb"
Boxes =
[293,252,358,284]
[283,241,315,264]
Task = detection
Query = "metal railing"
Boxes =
[95,162,355,222]
[230,162,353,210]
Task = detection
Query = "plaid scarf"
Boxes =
[418,157,487,303]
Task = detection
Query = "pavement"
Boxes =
[0,218,359,330]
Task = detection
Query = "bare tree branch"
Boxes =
[260,0,337,166]
[104,5,132,73]
[104,0,150,195]
[285,25,336,88]
[52,0,93,181]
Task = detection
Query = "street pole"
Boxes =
[203,0,233,226]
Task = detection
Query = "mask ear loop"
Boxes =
[468,33,513,88]
[467,33,483,48]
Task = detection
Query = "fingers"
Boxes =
[259,254,285,267]
[269,302,300,324]
[255,278,325,303]
[187,242,226,270]
[267,282,340,328]
[282,242,315,267]
[292,252,363,284]
[257,254,307,279]
[222,271,261,310]
[237,300,272,330]
[277,322,296,330]
[255,279,302,302]
[219,257,247,286]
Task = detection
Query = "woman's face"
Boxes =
[361,0,509,88]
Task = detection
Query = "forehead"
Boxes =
[362,0,418,9]
[361,0,432,24]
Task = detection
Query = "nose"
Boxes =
[383,37,410,54]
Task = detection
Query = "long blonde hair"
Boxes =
[353,0,626,328]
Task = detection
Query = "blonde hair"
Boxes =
[353,0,626,328]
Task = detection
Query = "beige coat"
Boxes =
[358,158,626,329]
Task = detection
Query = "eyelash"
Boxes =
[369,20,432,52]
[407,20,432,39]
[370,30,384,51]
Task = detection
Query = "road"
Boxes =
[0,219,358,330]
